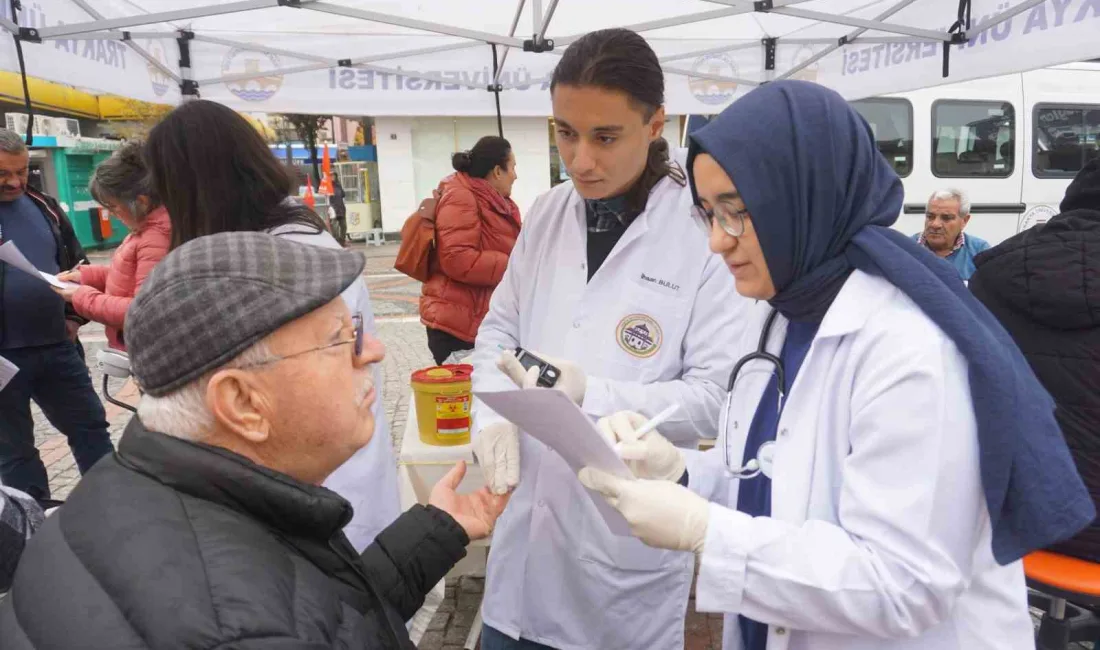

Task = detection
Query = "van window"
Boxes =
[1033,104,1100,177]
[932,100,1015,178]
[851,98,913,177]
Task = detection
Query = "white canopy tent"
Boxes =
[0,0,1097,117]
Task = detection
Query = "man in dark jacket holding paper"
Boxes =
[0,232,509,649]
[0,127,110,502]
[970,158,1100,562]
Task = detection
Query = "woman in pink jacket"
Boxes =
[53,143,171,351]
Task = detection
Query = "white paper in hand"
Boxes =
[0,241,79,289]
[0,355,18,392]
[475,388,634,536]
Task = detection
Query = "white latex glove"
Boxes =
[497,349,587,406]
[597,411,686,482]
[578,468,710,554]
[472,421,519,495]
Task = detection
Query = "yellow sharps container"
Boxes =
[410,364,473,446]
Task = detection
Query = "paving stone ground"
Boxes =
[27,242,1057,650]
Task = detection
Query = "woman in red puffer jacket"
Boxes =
[420,136,522,365]
[53,143,171,352]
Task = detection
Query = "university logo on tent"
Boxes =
[617,314,663,359]
[223,48,284,102]
[146,41,172,97]
[688,53,739,106]
[788,46,820,82]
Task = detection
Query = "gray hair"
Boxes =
[137,341,271,441]
[89,141,158,219]
[928,188,970,217]
[0,128,27,155]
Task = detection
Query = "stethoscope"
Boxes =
[720,308,785,479]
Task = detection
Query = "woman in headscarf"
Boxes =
[578,80,1093,650]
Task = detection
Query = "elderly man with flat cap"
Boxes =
[0,232,509,649]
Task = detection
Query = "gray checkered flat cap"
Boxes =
[126,231,365,397]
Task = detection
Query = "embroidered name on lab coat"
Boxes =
[640,272,681,292]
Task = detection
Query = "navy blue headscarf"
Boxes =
[688,80,1094,564]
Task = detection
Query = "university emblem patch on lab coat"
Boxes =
[617,314,663,358]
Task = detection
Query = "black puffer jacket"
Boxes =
[0,418,469,648]
[970,159,1100,562]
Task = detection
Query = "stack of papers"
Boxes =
[475,388,634,536]
[0,356,17,392]
[0,241,79,290]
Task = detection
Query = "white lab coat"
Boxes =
[470,171,746,650]
[268,225,400,553]
[684,269,1034,650]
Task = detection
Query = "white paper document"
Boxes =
[474,388,634,536]
[0,241,79,290]
[0,355,18,392]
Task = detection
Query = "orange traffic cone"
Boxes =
[319,144,335,195]
[303,177,316,208]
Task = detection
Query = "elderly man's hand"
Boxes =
[429,460,511,541]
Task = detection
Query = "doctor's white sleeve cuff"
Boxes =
[682,449,729,504]
[696,503,754,615]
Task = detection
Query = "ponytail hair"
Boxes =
[451,135,513,179]
[625,138,685,217]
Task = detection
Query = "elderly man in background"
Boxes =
[0,232,508,649]
[912,187,990,281]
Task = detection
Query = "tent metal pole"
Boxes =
[776,0,917,81]
[193,34,331,63]
[8,0,33,145]
[305,2,525,48]
[491,44,504,137]
[36,0,282,40]
[67,0,181,83]
[782,36,927,44]
[127,39,182,83]
[553,0,811,47]
[197,61,334,86]
[766,6,949,41]
[663,66,760,86]
[349,42,484,64]
[532,0,543,35]
[658,41,759,64]
[493,0,527,86]
[38,30,175,40]
[0,15,17,34]
[536,0,559,42]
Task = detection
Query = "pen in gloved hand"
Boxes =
[612,404,679,454]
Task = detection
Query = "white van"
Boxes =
[851,61,1100,246]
